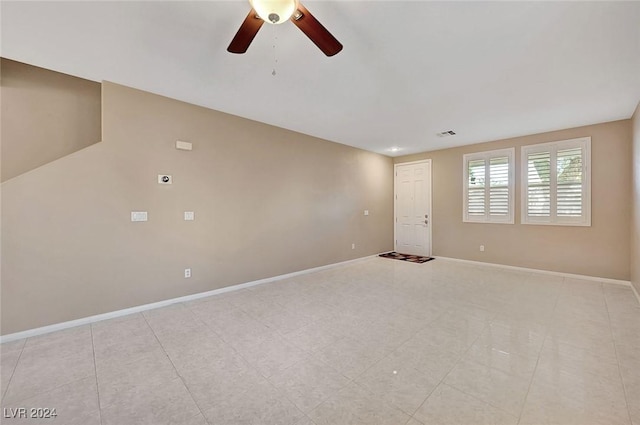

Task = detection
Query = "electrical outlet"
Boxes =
[184,268,191,278]
[364,210,369,216]
[131,211,148,222]
[480,245,485,252]
[184,211,195,221]
[352,243,356,250]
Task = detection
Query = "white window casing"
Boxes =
[463,148,515,224]
[521,137,591,226]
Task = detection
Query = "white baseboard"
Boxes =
[3,254,635,343]
[434,256,632,287]
[0,254,379,344]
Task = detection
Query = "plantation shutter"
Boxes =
[463,148,514,223]
[489,157,509,217]
[521,137,590,226]
[467,159,485,217]
[526,151,551,218]
[556,147,583,217]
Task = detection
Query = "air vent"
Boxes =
[437,130,457,137]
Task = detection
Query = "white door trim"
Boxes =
[394,159,432,256]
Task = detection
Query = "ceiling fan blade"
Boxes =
[227,9,264,54]
[290,3,343,57]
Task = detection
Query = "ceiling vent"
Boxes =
[437,130,456,137]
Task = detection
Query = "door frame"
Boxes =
[393,159,433,256]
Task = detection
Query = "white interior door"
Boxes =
[395,160,432,256]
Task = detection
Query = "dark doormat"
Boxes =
[379,251,435,263]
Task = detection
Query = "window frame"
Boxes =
[520,136,591,226]
[462,147,515,224]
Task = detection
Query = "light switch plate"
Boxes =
[131,211,148,222]
[364,210,369,216]
[158,175,172,184]
[176,141,193,151]
[184,211,195,221]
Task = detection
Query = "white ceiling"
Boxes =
[2,1,640,156]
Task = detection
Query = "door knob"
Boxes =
[424,219,428,225]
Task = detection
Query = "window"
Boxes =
[463,148,515,223]
[521,137,591,226]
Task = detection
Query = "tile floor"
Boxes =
[1,257,639,424]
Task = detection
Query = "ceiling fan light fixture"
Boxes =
[250,0,298,24]
[228,0,342,56]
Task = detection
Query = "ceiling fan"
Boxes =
[227,0,343,57]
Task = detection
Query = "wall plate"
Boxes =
[176,141,192,151]
[131,211,148,222]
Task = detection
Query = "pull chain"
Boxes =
[272,25,278,76]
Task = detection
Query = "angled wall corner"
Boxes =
[0,58,102,182]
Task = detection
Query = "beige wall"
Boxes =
[1,81,393,335]
[0,58,101,182]
[396,120,632,280]
[632,102,640,296]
